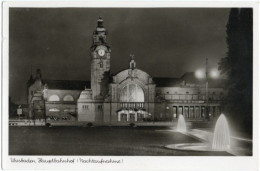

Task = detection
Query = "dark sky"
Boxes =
[9,8,230,104]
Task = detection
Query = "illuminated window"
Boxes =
[49,108,60,112]
[48,95,60,101]
[63,95,74,101]
[120,84,144,102]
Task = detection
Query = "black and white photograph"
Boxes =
[1,1,259,170]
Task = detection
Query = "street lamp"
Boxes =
[195,58,220,122]
[205,58,209,121]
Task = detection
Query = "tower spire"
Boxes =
[129,54,136,69]
[130,54,134,60]
[97,16,104,28]
[91,16,108,48]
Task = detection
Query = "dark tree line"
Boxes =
[219,8,253,133]
[9,97,18,117]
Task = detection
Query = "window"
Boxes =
[98,105,103,110]
[131,62,135,69]
[49,108,60,112]
[120,84,144,102]
[186,92,189,94]
[63,95,74,101]
[82,105,89,110]
[49,94,60,101]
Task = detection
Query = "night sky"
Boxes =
[9,8,230,104]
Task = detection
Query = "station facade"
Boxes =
[27,17,225,124]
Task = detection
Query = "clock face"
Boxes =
[98,49,105,56]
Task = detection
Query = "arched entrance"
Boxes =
[118,84,145,122]
[118,110,137,122]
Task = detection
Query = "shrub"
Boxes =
[87,122,93,127]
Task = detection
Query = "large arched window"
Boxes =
[48,94,60,101]
[63,95,74,101]
[120,84,144,102]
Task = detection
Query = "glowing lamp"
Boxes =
[195,69,205,79]
[209,69,220,79]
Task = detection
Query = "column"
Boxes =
[201,106,205,118]
[178,106,182,116]
[199,106,201,118]
[135,112,137,122]
[209,106,212,117]
[127,111,130,122]
[176,105,179,118]
[187,106,190,118]
[193,106,195,118]
[173,106,177,119]
[195,106,198,119]
[189,106,193,118]
[118,112,121,121]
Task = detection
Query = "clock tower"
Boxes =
[90,17,111,99]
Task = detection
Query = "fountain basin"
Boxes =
[165,143,226,152]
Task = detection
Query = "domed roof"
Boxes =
[78,89,93,102]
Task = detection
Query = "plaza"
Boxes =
[9,123,252,156]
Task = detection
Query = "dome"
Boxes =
[78,89,93,102]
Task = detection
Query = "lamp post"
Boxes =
[205,58,210,121]
[195,58,220,122]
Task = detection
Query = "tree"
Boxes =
[218,8,253,133]
[9,96,17,117]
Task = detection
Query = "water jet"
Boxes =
[177,114,187,133]
[212,114,230,150]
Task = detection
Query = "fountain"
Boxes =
[177,114,187,133]
[165,114,241,154]
[212,114,230,150]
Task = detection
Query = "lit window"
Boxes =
[63,95,74,101]
[120,84,144,102]
[49,108,60,112]
[49,95,60,101]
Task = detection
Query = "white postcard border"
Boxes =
[1,1,259,170]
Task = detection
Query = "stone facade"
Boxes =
[26,17,225,125]
[90,17,111,100]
